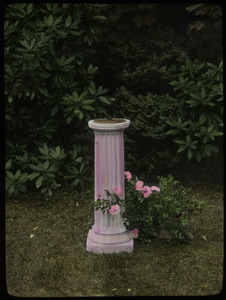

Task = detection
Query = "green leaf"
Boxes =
[186,135,191,144]
[201,88,206,99]
[41,186,48,193]
[51,106,58,116]
[77,110,84,120]
[75,157,82,163]
[65,15,72,27]
[99,96,110,104]
[64,56,75,65]
[208,144,219,153]
[56,146,60,157]
[169,80,179,86]
[207,102,215,107]
[15,170,21,180]
[186,99,199,107]
[82,99,95,105]
[206,62,219,70]
[54,16,62,26]
[6,171,14,181]
[36,176,43,188]
[37,86,48,96]
[204,145,211,157]
[212,131,223,137]
[177,145,187,153]
[6,159,12,170]
[47,188,53,197]
[92,15,107,21]
[173,139,186,145]
[189,142,197,150]
[199,114,206,125]
[46,173,55,178]
[59,55,65,66]
[177,117,182,127]
[70,31,82,36]
[73,178,79,186]
[82,105,95,111]
[46,3,52,11]
[66,114,74,124]
[44,15,54,26]
[19,39,30,50]
[72,90,78,100]
[64,105,74,113]
[9,185,16,194]
[166,129,179,135]
[78,90,87,102]
[87,64,98,74]
[190,93,201,101]
[8,95,13,103]
[30,38,35,49]
[27,173,40,181]
[88,81,96,94]
[207,125,214,133]
[96,86,108,96]
[18,172,28,183]
[43,160,50,170]
[26,3,33,15]
[39,144,49,155]
[166,120,177,127]
[79,162,85,173]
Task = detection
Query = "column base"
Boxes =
[86,229,134,253]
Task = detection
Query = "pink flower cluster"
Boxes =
[124,171,132,181]
[132,228,139,238]
[108,186,123,215]
[124,171,160,198]
[114,186,123,197]
[136,180,160,198]
[109,204,120,216]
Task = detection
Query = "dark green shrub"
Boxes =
[4,3,114,197]
[167,60,223,161]
[96,27,187,95]
[185,4,222,63]
[113,86,180,181]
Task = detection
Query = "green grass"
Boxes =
[6,183,223,296]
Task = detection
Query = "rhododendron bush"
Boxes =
[94,172,206,243]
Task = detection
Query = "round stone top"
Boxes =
[88,118,130,131]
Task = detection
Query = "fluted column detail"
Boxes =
[86,119,134,253]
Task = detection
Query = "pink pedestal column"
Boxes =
[86,119,134,253]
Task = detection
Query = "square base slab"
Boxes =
[86,236,134,253]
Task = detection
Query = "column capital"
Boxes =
[88,118,130,132]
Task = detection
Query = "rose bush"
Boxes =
[94,171,206,243]
[124,172,206,243]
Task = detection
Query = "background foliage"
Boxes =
[5,3,223,196]
[5,3,114,196]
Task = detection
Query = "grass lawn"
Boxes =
[5,182,223,296]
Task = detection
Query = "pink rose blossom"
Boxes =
[142,186,152,198]
[114,186,123,197]
[124,171,132,181]
[151,186,160,192]
[97,193,102,198]
[136,181,144,191]
[132,228,139,238]
[109,204,120,216]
